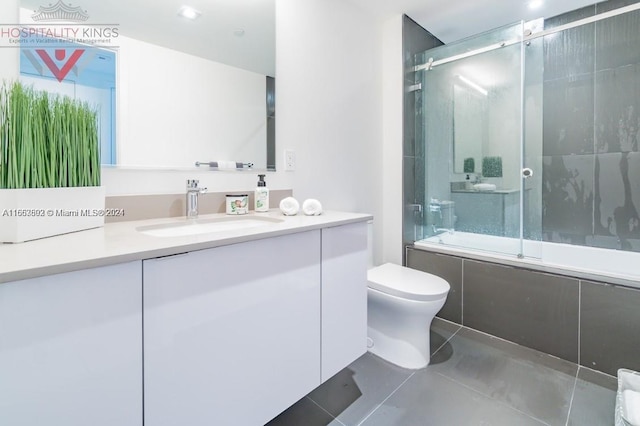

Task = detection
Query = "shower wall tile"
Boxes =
[594,152,640,251]
[402,15,443,63]
[543,7,595,82]
[595,0,640,13]
[403,156,418,245]
[414,92,426,160]
[403,156,416,206]
[580,280,640,376]
[542,154,595,245]
[403,15,443,159]
[425,81,455,203]
[544,4,595,28]
[542,76,594,156]
[405,91,418,159]
[402,15,443,256]
[406,249,462,324]
[594,66,640,154]
[402,155,427,244]
[463,260,579,363]
[595,8,640,71]
[415,157,426,228]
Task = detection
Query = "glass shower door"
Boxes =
[416,22,525,257]
[521,20,546,259]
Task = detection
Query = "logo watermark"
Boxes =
[2,208,125,218]
[31,0,89,22]
[1,1,119,81]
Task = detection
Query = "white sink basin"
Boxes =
[472,183,497,192]
[137,216,283,237]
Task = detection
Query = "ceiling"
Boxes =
[347,0,597,43]
[20,0,276,77]
[18,0,600,78]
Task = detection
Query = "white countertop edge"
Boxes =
[0,210,372,284]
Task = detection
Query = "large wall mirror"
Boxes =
[453,82,486,174]
[16,0,275,170]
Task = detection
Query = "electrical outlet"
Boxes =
[284,149,296,171]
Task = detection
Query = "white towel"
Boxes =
[217,160,237,170]
[623,390,640,425]
[279,197,300,216]
[302,199,323,216]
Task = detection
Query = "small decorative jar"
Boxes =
[226,194,249,215]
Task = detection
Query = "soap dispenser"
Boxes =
[255,174,269,212]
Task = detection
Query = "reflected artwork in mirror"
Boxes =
[12,0,275,170]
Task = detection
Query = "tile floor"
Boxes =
[267,318,617,426]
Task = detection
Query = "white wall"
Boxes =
[102,166,292,195]
[4,0,397,264]
[103,0,393,265]
[276,0,384,264]
[381,16,403,265]
[117,36,267,169]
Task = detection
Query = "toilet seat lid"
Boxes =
[367,263,450,301]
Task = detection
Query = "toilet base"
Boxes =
[367,325,432,370]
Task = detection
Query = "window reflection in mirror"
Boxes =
[20,39,117,165]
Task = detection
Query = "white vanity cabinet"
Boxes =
[143,230,323,426]
[0,262,143,426]
[0,215,369,426]
[321,222,368,382]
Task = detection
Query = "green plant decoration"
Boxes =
[0,81,100,189]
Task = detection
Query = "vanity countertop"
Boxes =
[0,210,372,284]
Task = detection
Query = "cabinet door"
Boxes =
[0,262,143,426]
[321,222,368,382]
[143,230,321,426]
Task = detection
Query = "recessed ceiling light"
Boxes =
[528,0,543,10]
[177,5,201,20]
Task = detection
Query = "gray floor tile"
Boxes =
[567,367,617,426]
[430,317,462,356]
[307,353,413,426]
[266,396,340,426]
[429,328,577,426]
[360,369,545,426]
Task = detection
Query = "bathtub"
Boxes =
[414,231,640,287]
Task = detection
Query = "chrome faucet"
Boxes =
[432,224,455,235]
[186,179,207,219]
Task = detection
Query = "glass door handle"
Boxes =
[522,168,534,178]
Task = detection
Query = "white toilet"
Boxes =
[367,263,450,369]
